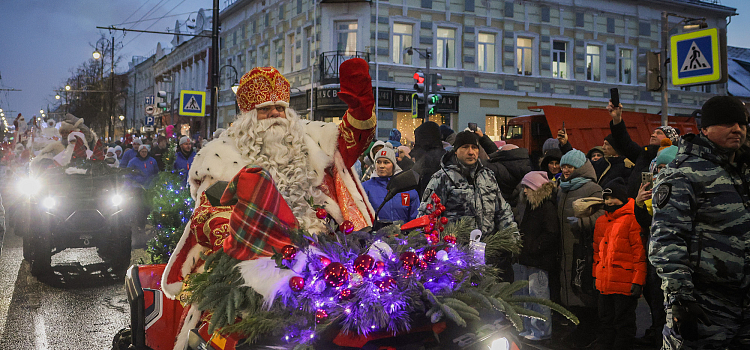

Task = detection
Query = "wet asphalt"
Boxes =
[0,226,152,350]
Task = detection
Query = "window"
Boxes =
[586,45,601,81]
[552,41,568,79]
[477,32,496,72]
[304,27,312,68]
[506,125,523,139]
[486,115,511,141]
[287,34,296,72]
[335,21,358,52]
[618,48,633,84]
[436,27,456,68]
[233,31,237,46]
[275,41,284,70]
[516,37,533,75]
[392,23,413,65]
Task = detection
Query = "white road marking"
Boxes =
[0,231,23,337]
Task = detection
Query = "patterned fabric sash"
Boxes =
[220,165,296,260]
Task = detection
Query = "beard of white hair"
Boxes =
[226,108,326,232]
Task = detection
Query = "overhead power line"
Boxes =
[114,11,198,26]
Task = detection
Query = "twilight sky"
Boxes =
[0,0,748,118]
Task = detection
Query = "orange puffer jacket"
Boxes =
[592,199,647,295]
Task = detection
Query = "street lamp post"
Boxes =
[93,36,118,140]
[219,64,240,116]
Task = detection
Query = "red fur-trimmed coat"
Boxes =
[592,199,647,296]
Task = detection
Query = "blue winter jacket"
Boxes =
[119,148,138,168]
[362,175,419,223]
[173,148,196,184]
[127,155,160,187]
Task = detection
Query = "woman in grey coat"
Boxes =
[556,150,603,347]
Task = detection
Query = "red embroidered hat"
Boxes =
[236,67,291,113]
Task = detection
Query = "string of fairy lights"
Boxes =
[1,109,8,133]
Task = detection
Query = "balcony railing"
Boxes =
[318,51,370,85]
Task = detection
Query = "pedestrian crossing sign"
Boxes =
[670,28,724,86]
[179,90,206,117]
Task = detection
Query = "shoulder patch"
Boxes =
[654,183,672,209]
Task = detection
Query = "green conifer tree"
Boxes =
[145,138,194,263]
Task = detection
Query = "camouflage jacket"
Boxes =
[650,133,750,304]
[419,152,519,238]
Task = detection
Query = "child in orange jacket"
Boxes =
[591,178,646,350]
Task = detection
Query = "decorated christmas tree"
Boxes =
[182,192,578,348]
[145,139,194,263]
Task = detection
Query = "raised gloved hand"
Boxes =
[672,300,711,341]
[337,58,373,110]
[630,284,642,297]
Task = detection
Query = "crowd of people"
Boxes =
[356,96,749,350]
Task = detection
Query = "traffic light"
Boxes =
[426,93,441,116]
[430,73,444,94]
[413,71,425,103]
[156,90,168,110]
[646,51,661,91]
[427,73,444,116]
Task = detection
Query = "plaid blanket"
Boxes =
[220,165,297,260]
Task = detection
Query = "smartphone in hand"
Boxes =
[468,122,477,131]
[641,171,653,191]
[610,88,620,107]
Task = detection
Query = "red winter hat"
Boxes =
[220,165,297,260]
[71,137,87,160]
[91,140,105,161]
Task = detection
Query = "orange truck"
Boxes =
[504,105,699,159]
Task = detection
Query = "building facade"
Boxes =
[211,0,738,141]
[127,55,156,135]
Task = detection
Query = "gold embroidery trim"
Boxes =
[345,107,376,130]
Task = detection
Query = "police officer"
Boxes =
[650,95,750,349]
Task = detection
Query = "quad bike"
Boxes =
[112,171,539,350]
[17,164,134,276]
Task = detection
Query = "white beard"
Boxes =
[226,109,327,232]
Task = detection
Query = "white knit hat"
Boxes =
[373,147,402,175]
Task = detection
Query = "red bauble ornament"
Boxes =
[376,276,396,291]
[426,203,434,211]
[440,217,449,225]
[431,230,440,236]
[437,204,445,211]
[319,256,332,267]
[434,197,441,204]
[353,254,375,275]
[281,245,297,260]
[431,193,439,201]
[422,248,437,262]
[315,309,328,324]
[400,251,419,272]
[418,259,428,270]
[443,235,457,244]
[439,226,445,232]
[289,276,305,292]
[316,208,328,219]
[339,288,353,300]
[374,261,386,275]
[340,220,355,234]
[323,262,349,287]
[430,234,440,244]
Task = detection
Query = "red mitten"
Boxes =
[91,140,105,161]
[71,137,87,160]
[337,58,374,111]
